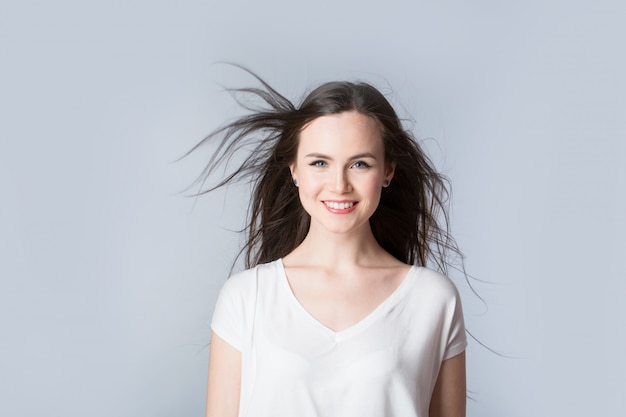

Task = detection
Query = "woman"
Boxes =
[196,72,466,417]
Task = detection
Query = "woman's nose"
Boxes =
[329,169,352,193]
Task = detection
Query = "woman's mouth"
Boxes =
[323,201,358,213]
[324,201,354,210]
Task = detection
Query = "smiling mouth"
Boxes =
[324,201,356,210]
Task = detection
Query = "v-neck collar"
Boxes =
[276,259,417,341]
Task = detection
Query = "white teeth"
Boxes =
[325,201,354,210]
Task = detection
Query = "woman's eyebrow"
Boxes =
[304,153,331,159]
[350,152,378,160]
[304,152,378,160]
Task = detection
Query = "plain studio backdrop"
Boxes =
[1,1,624,416]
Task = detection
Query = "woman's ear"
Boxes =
[289,164,298,185]
[384,162,396,186]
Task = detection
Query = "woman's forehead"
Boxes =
[297,112,383,155]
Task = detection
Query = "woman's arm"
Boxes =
[429,351,466,417]
[205,332,242,417]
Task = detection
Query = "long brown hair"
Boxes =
[188,68,462,273]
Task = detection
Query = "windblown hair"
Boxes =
[188,69,463,273]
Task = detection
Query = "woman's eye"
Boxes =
[352,161,370,169]
[309,160,327,167]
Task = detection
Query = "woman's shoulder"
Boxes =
[221,259,282,291]
[211,261,281,350]
[410,265,462,301]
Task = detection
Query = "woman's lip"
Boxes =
[322,200,358,213]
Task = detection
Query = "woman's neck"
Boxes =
[284,223,394,269]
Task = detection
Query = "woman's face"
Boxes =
[290,111,394,237]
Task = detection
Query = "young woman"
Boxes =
[196,72,467,417]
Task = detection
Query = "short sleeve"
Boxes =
[443,285,467,360]
[210,267,257,352]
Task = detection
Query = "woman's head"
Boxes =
[290,111,394,238]
[190,69,456,271]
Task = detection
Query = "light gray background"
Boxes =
[1,1,624,416]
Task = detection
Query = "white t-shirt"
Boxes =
[211,259,466,417]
